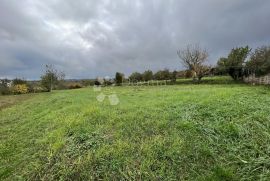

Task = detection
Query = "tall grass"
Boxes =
[1,78,270,180]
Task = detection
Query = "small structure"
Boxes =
[244,74,270,85]
[0,79,13,87]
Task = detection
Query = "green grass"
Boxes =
[175,76,242,85]
[1,77,270,180]
[0,93,36,110]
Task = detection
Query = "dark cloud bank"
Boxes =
[1,0,270,79]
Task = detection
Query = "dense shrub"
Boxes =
[185,70,194,78]
[0,86,11,95]
[216,46,251,80]
[94,80,101,86]
[129,72,143,82]
[12,84,28,94]
[12,78,27,85]
[81,79,95,86]
[142,70,153,81]
[68,83,82,89]
[105,79,114,86]
[33,86,47,93]
[246,46,270,76]
[154,69,171,80]
[115,72,124,85]
[215,58,227,75]
[0,79,12,95]
[94,77,105,86]
[171,70,177,82]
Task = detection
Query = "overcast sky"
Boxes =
[1,0,270,79]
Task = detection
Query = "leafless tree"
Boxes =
[177,44,210,80]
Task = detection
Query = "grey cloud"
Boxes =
[1,0,270,79]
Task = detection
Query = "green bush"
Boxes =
[12,78,27,86]
[68,83,82,89]
[115,72,124,85]
[0,86,11,95]
[33,86,47,93]
[0,79,12,95]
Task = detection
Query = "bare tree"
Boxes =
[177,44,209,80]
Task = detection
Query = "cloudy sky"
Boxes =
[1,0,270,79]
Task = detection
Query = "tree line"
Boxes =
[93,69,192,86]
[0,65,89,95]
[216,45,270,80]
[110,44,211,85]
[112,44,270,85]
[1,44,270,94]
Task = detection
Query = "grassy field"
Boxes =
[1,77,270,180]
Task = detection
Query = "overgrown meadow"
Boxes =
[1,77,270,180]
